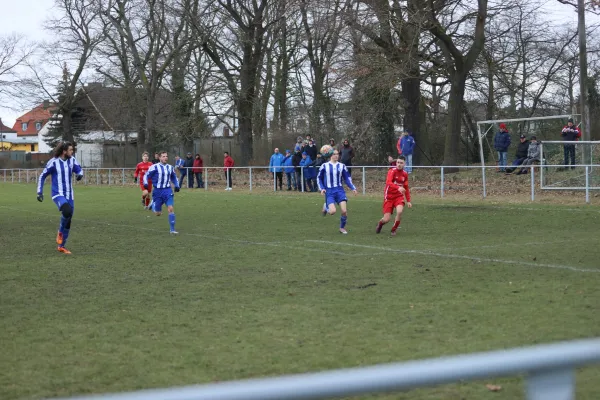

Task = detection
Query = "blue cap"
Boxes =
[285,149,290,153]
[302,152,307,155]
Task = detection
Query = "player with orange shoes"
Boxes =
[376,155,412,236]
[134,152,154,209]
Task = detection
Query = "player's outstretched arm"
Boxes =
[73,158,84,181]
[341,166,357,193]
[37,160,55,200]
[170,168,180,191]
[317,164,326,193]
[403,175,411,203]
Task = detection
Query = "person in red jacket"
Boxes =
[561,118,582,169]
[375,156,412,236]
[192,154,204,188]
[134,151,154,209]
[224,152,235,190]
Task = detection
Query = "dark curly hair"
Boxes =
[52,141,74,159]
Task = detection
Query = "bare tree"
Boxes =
[198,0,278,164]
[0,34,35,111]
[425,0,488,169]
[102,0,194,151]
[26,0,107,144]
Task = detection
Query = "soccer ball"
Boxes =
[320,144,333,157]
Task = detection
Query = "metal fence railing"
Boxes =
[2,164,599,203]
[54,338,600,400]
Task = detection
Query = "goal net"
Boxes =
[476,114,581,196]
[539,141,600,190]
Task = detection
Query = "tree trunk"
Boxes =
[443,73,467,171]
[401,77,422,159]
[62,101,74,143]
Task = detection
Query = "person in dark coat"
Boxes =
[292,150,303,191]
[493,123,511,172]
[506,135,529,174]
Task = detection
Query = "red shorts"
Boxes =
[383,197,405,214]
[140,182,152,192]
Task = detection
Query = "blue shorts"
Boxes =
[152,188,174,212]
[325,188,347,208]
[53,196,74,212]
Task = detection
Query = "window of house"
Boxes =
[31,144,35,151]
[22,122,28,131]
[36,122,42,131]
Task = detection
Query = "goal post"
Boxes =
[538,140,600,190]
[476,114,580,197]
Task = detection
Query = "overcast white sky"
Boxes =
[0,0,598,127]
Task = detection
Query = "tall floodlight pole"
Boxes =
[578,0,591,164]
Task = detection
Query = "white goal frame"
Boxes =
[538,140,600,190]
[476,114,579,197]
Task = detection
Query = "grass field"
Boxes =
[1,182,599,400]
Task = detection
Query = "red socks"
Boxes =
[392,221,400,231]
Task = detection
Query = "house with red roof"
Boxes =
[12,103,55,137]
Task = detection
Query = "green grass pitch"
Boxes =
[1,183,599,399]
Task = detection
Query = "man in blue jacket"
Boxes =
[493,123,511,172]
[269,147,285,190]
[399,131,416,173]
[282,149,296,190]
[300,152,316,192]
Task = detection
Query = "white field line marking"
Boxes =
[0,206,382,258]
[427,239,569,252]
[305,240,599,273]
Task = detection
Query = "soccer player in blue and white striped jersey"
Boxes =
[36,141,84,254]
[143,151,180,234]
[317,149,357,234]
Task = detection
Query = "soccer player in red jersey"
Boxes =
[376,156,412,236]
[134,152,154,209]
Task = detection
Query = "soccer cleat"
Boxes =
[170,230,179,235]
[57,246,72,254]
[376,222,383,234]
[390,230,397,236]
[56,231,64,245]
[339,228,348,235]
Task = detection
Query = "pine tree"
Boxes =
[44,63,70,148]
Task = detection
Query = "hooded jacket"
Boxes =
[527,141,541,160]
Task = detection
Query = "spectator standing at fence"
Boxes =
[561,118,581,169]
[152,152,160,164]
[269,147,285,190]
[398,131,415,173]
[305,139,318,160]
[300,152,316,191]
[339,139,356,176]
[224,152,234,190]
[292,149,303,191]
[306,134,316,148]
[192,154,204,188]
[294,136,304,153]
[283,149,295,190]
[183,152,194,188]
[506,135,530,174]
[517,136,541,175]
[494,123,511,172]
